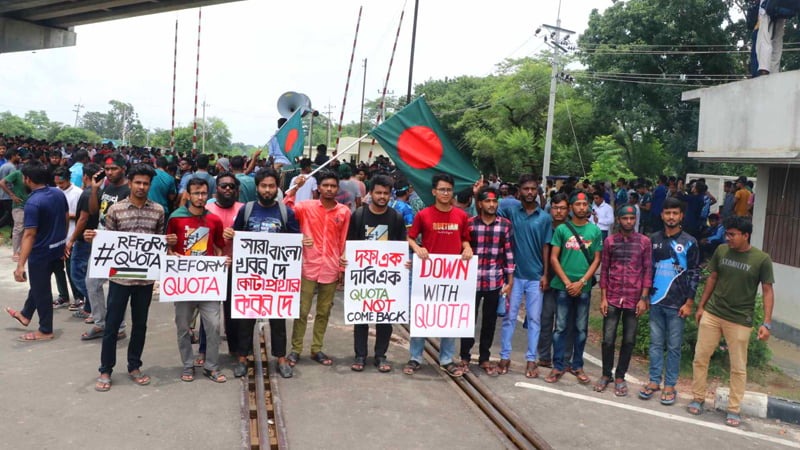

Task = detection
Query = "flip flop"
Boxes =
[479,362,499,377]
[525,361,539,379]
[310,351,333,366]
[6,307,29,327]
[95,377,111,392]
[17,332,54,342]
[594,376,611,393]
[81,327,104,341]
[639,383,661,400]
[497,359,510,375]
[129,371,151,386]
[725,412,741,428]
[403,360,421,375]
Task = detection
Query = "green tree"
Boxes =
[23,110,50,139]
[54,127,102,144]
[588,135,636,182]
[81,100,145,143]
[0,112,35,137]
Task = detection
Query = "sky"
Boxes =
[0,0,611,145]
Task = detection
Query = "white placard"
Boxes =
[410,253,478,338]
[344,240,409,324]
[231,231,303,319]
[159,255,228,302]
[88,230,167,280]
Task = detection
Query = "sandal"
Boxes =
[569,367,590,384]
[544,369,565,384]
[479,362,499,377]
[72,310,91,320]
[310,351,333,366]
[351,356,366,372]
[537,359,553,368]
[614,379,628,397]
[403,360,421,375]
[6,307,30,327]
[497,359,510,375]
[84,316,95,324]
[194,354,205,367]
[95,376,111,392]
[287,352,299,367]
[203,369,227,383]
[660,387,677,405]
[81,327,104,341]
[458,359,471,374]
[525,361,539,379]
[128,371,151,386]
[18,332,54,342]
[725,412,741,428]
[374,356,391,373]
[687,400,705,416]
[181,367,195,382]
[594,376,611,393]
[442,362,464,378]
[638,383,661,400]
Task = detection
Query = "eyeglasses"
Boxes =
[189,191,209,197]
[435,188,453,193]
[218,183,237,190]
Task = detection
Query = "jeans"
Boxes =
[354,324,392,359]
[500,279,543,361]
[222,275,237,354]
[99,282,153,375]
[70,241,90,306]
[601,305,639,379]
[648,304,685,387]
[291,278,337,354]
[692,311,751,413]
[53,258,71,301]
[553,290,590,371]
[410,337,456,366]
[20,257,62,334]
[538,288,574,364]
[175,301,220,371]
[461,289,500,363]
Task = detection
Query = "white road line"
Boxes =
[516,314,642,385]
[515,382,800,448]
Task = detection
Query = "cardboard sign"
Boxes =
[410,254,478,338]
[231,231,303,319]
[89,230,167,280]
[344,241,409,324]
[159,255,228,302]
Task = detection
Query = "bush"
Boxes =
[634,278,771,373]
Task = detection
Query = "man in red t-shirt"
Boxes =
[404,173,473,378]
[167,178,227,383]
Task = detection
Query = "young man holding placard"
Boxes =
[228,168,300,379]
[167,177,228,383]
[405,173,473,378]
[85,164,174,392]
[345,175,407,373]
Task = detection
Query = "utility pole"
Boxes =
[72,101,83,127]
[202,99,210,154]
[541,0,575,180]
[358,58,367,162]
[323,103,336,149]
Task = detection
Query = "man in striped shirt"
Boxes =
[459,187,514,376]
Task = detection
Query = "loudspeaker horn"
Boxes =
[277,91,317,118]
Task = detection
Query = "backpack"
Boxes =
[763,0,800,19]
[242,201,288,231]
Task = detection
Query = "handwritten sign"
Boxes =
[231,231,303,319]
[410,254,478,338]
[344,241,409,324]
[159,255,228,302]
[89,230,167,280]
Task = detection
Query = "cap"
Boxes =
[217,157,231,171]
[616,205,637,218]
[569,191,590,204]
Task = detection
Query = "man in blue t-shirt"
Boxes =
[6,161,68,341]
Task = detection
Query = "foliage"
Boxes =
[588,135,636,182]
[81,100,146,145]
[0,111,35,137]
[54,127,101,144]
[147,117,231,153]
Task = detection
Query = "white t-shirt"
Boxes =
[291,174,317,202]
[60,183,83,237]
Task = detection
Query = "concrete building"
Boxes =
[683,70,800,343]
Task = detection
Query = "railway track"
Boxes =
[400,325,552,450]
[243,321,288,450]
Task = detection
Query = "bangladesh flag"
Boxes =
[269,110,305,165]
[369,97,479,206]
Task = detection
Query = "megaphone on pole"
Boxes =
[277,91,318,118]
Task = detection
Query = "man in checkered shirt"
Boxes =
[458,186,514,376]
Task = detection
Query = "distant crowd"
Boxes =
[2,133,771,429]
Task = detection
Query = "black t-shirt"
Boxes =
[97,183,131,230]
[347,206,407,241]
[76,189,99,242]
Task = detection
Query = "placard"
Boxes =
[231,231,303,319]
[89,230,167,280]
[410,253,477,338]
[159,255,228,302]
[344,241,409,324]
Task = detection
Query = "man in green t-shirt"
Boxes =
[689,216,774,428]
[0,162,31,260]
[545,190,602,385]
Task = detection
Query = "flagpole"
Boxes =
[287,134,370,191]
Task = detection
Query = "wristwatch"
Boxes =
[640,295,650,301]
[762,322,772,330]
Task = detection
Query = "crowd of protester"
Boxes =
[1,133,772,429]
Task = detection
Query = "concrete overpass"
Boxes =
[0,0,243,53]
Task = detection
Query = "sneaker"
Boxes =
[53,297,70,309]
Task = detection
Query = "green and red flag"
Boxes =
[268,109,305,165]
[369,97,480,205]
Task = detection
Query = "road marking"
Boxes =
[516,314,642,385]
[515,382,800,448]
